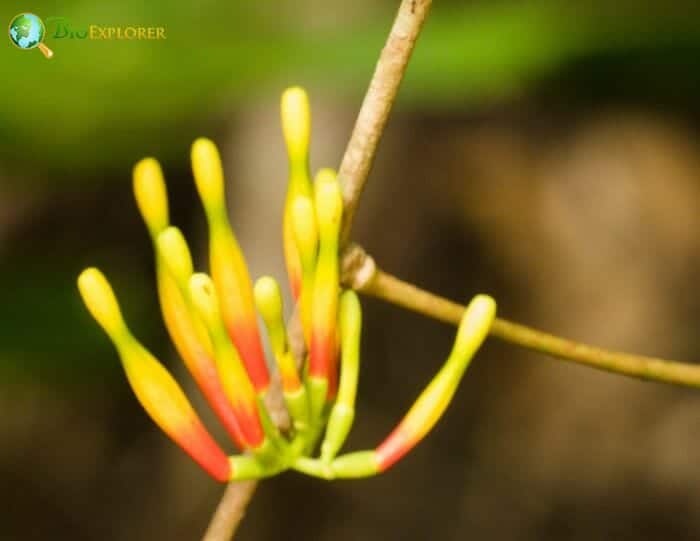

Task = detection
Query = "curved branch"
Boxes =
[353,261,700,389]
[202,481,258,541]
[339,0,433,243]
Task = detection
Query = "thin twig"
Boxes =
[339,0,433,243]
[202,481,258,541]
[201,368,290,541]
[354,263,700,389]
[203,2,433,539]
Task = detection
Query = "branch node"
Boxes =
[341,243,377,291]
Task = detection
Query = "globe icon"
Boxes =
[8,13,53,58]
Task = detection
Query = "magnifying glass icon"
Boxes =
[8,13,54,59]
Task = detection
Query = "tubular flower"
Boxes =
[281,86,313,300]
[290,194,317,348]
[133,163,247,449]
[307,168,343,418]
[191,138,270,393]
[77,86,497,484]
[188,273,267,450]
[77,268,232,482]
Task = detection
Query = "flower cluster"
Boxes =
[77,87,497,482]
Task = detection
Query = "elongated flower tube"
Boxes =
[133,160,247,449]
[322,294,496,479]
[254,276,310,431]
[154,226,248,449]
[291,194,318,347]
[320,290,362,462]
[281,86,313,300]
[308,169,343,419]
[188,273,267,450]
[77,268,231,482]
[191,138,270,392]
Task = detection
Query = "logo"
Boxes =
[8,13,53,58]
[8,13,167,59]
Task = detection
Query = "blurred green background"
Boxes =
[2,1,700,539]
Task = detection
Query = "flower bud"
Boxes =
[156,227,194,288]
[77,268,231,482]
[309,169,342,407]
[291,195,318,345]
[281,86,311,170]
[189,273,266,449]
[253,277,298,392]
[281,86,313,299]
[191,138,270,392]
[375,295,496,471]
[133,158,169,239]
[321,290,362,462]
[191,138,225,216]
[155,227,248,449]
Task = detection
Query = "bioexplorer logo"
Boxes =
[8,13,53,58]
[8,13,167,59]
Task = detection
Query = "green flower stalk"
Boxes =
[77,86,497,485]
[320,290,362,462]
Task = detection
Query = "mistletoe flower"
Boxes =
[77,87,497,483]
[281,86,313,301]
[133,165,247,448]
[191,139,271,393]
[77,268,232,482]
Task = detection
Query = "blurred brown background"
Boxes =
[1,0,700,539]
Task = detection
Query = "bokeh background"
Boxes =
[2,0,700,539]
